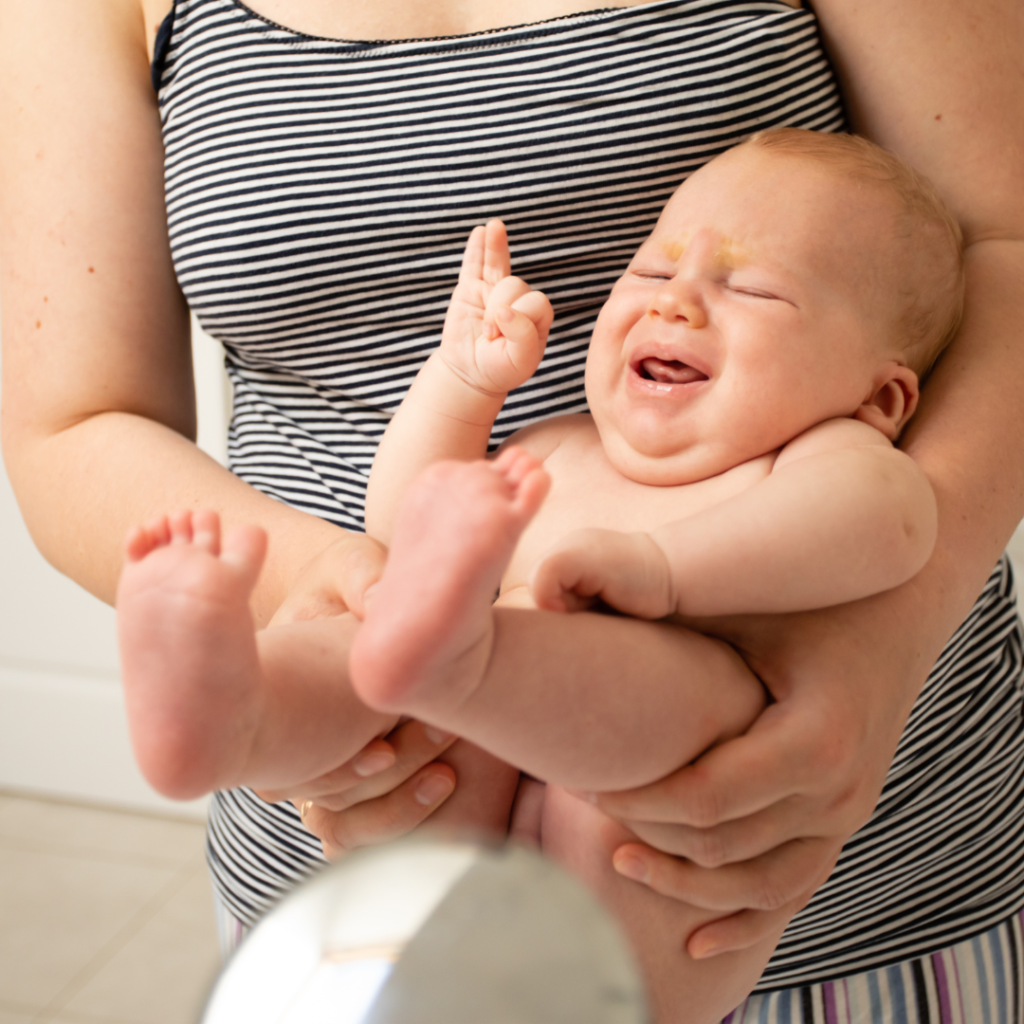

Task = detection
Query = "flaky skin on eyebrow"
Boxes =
[658,236,748,268]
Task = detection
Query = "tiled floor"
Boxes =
[0,791,221,1024]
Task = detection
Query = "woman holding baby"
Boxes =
[1,0,1022,1020]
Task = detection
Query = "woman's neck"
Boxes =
[145,0,801,52]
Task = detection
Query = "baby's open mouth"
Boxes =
[636,357,709,385]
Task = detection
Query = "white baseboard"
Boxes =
[0,664,209,821]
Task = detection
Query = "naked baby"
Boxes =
[116,128,963,823]
[345,127,962,792]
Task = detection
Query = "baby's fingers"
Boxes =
[457,220,511,289]
[482,219,511,286]
[458,225,488,285]
[485,279,552,355]
[511,289,554,345]
[492,306,544,358]
[529,550,599,613]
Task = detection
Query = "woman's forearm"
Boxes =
[4,408,347,625]
[901,240,1024,596]
[0,1,355,626]
[811,0,1024,649]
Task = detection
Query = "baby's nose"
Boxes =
[648,277,708,328]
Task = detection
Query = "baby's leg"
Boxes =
[117,511,394,800]
[351,454,766,793]
[541,787,789,1024]
[350,447,550,715]
[424,741,522,841]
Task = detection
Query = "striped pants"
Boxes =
[725,909,1024,1024]
[214,891,1023,1023]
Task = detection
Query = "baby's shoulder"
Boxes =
[773,416,893,471]
[501,414,598,464]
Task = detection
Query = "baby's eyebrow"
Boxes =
[712,239,748,270]
[656,235,751,269]
[661,239,686,261]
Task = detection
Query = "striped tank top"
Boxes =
[153,0,1024,990]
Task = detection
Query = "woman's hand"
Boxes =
[271,532,459,850]
[269,530,389,626]
[261,535,462,854]
[281,733,522,858]
[255,718,459,857]
[592,580,950,959]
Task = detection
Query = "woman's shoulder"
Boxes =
[141,0,175,62]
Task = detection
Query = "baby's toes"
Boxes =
[124,524,157,563]
[496,446,538,485]
[220,525,268,591]
[167,510,195,545]
[190,510,222,556]
[492,448,549,521]
[124,515,172,562]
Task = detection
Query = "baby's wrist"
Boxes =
[427,352,508,422]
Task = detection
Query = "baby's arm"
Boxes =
[532,418,938,618]
[364,221,553,543]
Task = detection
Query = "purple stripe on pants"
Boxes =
[824,980,839,1024]
[931,951,954,1024]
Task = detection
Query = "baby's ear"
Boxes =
[853,364,920,441]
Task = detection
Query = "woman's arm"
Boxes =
[0,0,378,627]
[0,0,499,843]
[592,0,1024,958]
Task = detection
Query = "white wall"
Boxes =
[0,316,228,820]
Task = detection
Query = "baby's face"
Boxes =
[585,144,903,485]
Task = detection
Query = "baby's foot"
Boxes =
[350,447,549,720]
[116,510,267,800]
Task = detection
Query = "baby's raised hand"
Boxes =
[441,220,554,395]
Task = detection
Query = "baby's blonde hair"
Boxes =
[744,127,964,379]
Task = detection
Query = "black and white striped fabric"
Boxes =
[154,0,1024,991]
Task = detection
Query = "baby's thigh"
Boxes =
[424,740,520,840]
[541,786,784,1024]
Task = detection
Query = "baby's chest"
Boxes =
[501,452,770,591]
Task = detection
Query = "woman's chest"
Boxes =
[219,0,663,42]
[155,0,839,382]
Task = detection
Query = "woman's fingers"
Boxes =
[611,835,840,916]
[303,763,457,858]
[624,802,806,868]
[255,720,457,807]
[684,902,808,960]
[307,721,457,811]
[253,739,396,805]
[596,695,864,837]
[508,776,546,849]
[270,532,388,625]
[682,851,836,959]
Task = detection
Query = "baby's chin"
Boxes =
[599,429,726,487]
